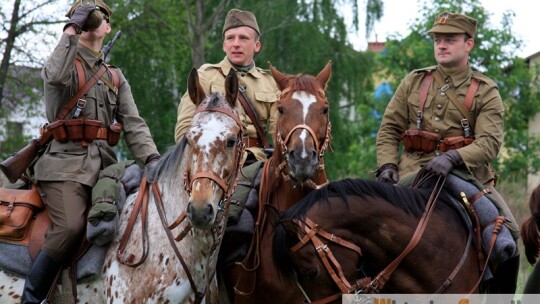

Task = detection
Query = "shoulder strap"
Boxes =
[432,71,477,129]
[238,86,270,149]
[55,63,108,121]
[464,78,480,111]
[217,67,270,149]
[418,72,433,113]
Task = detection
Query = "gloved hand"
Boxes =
[63,5,96,33]
[144,153,161,180]
[424,150,463,176]
[377,163,399,184]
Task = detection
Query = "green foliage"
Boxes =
[377,0,540,181]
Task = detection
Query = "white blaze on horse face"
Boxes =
[292,91,316,158]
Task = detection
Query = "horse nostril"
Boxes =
[205,204,214,217]
[187,202,193,216]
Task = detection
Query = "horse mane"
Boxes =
[147,137,188,183]
[284,178,433,220]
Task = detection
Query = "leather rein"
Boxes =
[289,173,491,303]
[116,104,245,303]
[275,87,332,190]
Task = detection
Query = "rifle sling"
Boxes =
[237,85,270,149]
[56,63,108,121]
[431,71,478,129]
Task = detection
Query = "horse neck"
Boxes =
[309,195,473,292]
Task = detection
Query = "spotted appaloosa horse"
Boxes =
[222,62,333,304]
[0,68,244,304]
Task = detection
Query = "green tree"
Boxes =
[105,0,383,175]
[365,0,540,180]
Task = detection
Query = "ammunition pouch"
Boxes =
[45,119,123,146]
[438,136,475,152]
[401,129,441,153]
[401,130,474,153]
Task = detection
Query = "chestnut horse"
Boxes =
[274,178,483,303]
[0,68,244,304]
[222,62,333,304]
[522,184,540,293]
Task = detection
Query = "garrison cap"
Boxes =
[66,0,113,19]
[223,9,260,36]
[427,11,477,38]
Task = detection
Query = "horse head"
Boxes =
[183,68,244,229]
[269,61,332,185]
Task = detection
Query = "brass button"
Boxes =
[435,117,440,121]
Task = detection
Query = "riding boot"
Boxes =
[22,250,62,304]
[492,253,520,294]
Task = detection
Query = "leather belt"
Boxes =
[242,137,262,148]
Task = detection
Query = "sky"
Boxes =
[350,0,539,58]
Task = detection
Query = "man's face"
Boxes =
[433,33,474,70]
[222,26,261,66]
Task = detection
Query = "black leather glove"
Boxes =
[377,163,399,184]
[424,150,463,176]
[144,153,161,179]
[64,5,96,33]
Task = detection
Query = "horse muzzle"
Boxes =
[287,148,319,182]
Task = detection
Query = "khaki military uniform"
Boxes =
[376,65,503,184]
[35,34,159,186]
[175,57,280,161]
[34,33,159,260]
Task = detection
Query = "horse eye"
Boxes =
[322,106,329,114]
[226,138,237,148]
[305,267,319,281]
[277,106,284,114]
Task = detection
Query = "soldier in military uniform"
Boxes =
[175,8,280,163]
[22,1,160,302]
[376,11,519,293]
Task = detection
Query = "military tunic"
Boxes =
[35,33,159,187]
[175,57,280,161]
[376,65,504,184]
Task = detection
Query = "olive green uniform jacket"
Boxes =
[35,33,159,187]
[175,57,280,161]
[376,65,504,184]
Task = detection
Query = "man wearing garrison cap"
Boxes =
[175,8,279,164]
[376,11,520,292]
[21,1,160,302]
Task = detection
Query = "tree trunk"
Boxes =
[0,0,21,107]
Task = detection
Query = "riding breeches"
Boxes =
[39,181,91,262]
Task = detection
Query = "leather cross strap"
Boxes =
[56,64,108,120]
[238,85,270,149]
[431,71,479,129]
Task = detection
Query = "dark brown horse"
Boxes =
[522,184,540,293]
[273,178,483,302]
[222,62,333,304]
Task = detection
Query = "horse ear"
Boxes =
[315,60,332,91]
[225,69,239,107]
[188,67,206,106]
[269,61,288,91]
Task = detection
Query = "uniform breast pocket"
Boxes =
[406,92,433,123]
[254,91,278,120]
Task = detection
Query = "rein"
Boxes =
[116,103,245,303]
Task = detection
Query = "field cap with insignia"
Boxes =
[223,9,260,36]
[427,11,477,38]
[66,0,113,19]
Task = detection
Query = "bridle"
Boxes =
[117,103,245,304]
[290,218,366,304]
[275,87,332,189]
